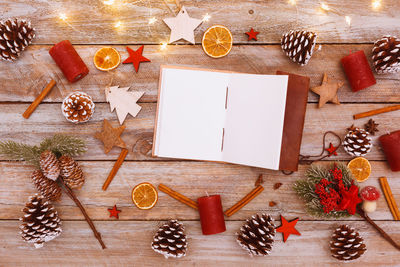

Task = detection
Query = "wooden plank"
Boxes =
[2,0,400,44]
[1,45,399,103]
[1,220,399,266]
[0,103,398,161]
[1,161,398,221]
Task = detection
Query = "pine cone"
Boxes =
[31,170,62,201]
[330,225,366,261]
[61,92,95,123]
[39,150,60,181]
[0,18,35,62]
[281,30,317,66]
[151,220,187,259]
[19,194,62,248]
[236,213,276,256]
[59,155,85,189]
[343,127,372,157]
[372,36,400,74]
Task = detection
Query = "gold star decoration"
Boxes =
[310,73,343,108]
[94,119,127,154]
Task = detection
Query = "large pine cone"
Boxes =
[151,220,187,259]
[372,36,400,74]
[236,213,276,256]
[59,155,85,189]
[281,30,317,66]
[343,126,372,157]
[31,170,62,201]
[19,194,62,248]
[330,225,366,261]
[39,150,60,181]
[0,18,35,62]
[61,92,95,123]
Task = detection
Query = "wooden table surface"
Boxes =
[1,0,399,266]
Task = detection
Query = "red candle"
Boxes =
[49,40,89,83]
[341,50,376,92]
[379,130,400,172]
[197,195,226,235]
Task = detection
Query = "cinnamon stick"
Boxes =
[102,148,129,191]
[353,104,400,120]
[379,177,400,220]
[224,185,264,217]
[59,177,106,249]
[158,184,198,210]
[22,79,56,119]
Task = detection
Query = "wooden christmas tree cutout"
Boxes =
[105,86,144,125]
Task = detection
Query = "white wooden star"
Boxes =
[163,6,202,44]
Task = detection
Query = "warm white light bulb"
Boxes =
[345,16,351,26]
[160,42,168,50]
[372,0,381,10]
[114,21,122,28]
[148,17,157,24]
[320,2,330,11]
[288,0,297,5]
[59,13,67,21]
[104,0,115,5]
[202,13,211,22]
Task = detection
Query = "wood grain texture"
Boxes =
[0,220,399,266]
[2,0,400,44]
[0,103,398,161]
[1,45,400,103]
[1,161,398,221]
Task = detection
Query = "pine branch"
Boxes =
[0,141,41,167]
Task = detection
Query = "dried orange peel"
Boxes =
[132,182,158,210]
[93,47,121,71]
[347,157,371,182]
[202,25,233,58]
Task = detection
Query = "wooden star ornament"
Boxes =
[108,205,121,219]
[163,6,202,44]
[245,28,259,41]
[310,73,343,108]
[94,119,127,154]
[276,215,301,242]
[122,46,151,72]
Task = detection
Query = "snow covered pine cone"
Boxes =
[31,170,62,201]
[39,150,61,181]
[0,18,35,62]
[19,194,62,248]
[372,36,400,74]
[236,214,276,256]
[59,155,85,189]
[281,30,317,66]
[343,126,372,157]
[330,225,366,261]
[61,92,95,123]
[151,220,187,259]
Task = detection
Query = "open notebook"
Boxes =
[153,65,309,171]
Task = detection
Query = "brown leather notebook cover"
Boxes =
[277,71,310,172]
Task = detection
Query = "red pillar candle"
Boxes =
[197,195,226,235]
[341,50,376,92]
[49,40,89,83]
[379,130,400,172]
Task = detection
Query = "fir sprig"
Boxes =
[0,134,86,167]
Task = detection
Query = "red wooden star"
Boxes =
[276,215,301,242]
[245,28,259,41]
[325,143,338,157]
[122,45,151,72]
[338,185,362,215]
[108,205,121,219]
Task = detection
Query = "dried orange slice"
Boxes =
[347,157,372,182]
[132,182,158,210]
[93,47,121,71]
[202,25,233,58]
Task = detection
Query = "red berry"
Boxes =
[360,186,380,201]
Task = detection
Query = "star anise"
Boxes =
[364,119,379,135]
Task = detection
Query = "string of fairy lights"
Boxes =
[57,0,383,50]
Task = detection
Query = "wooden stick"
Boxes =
[158,184,198,210]
[22,79,56,119]
[224,185,264,217]
[102,148,129,191]
[379,177,400,220]
[353,104,400,120]
[59,177,106,249]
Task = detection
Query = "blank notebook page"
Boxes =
[222,74,288,169]
[154,67,229,161]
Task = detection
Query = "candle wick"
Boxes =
[205,191,209,197]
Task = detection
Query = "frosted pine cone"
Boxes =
[0,18,35,62]
[330,225,366,261]
[151,220,187,259]
[61,92,95,123]
[236,214,276,256]
[372,36,400,74]
[281,30,317,66]
[39,150,60,181]
[31,170,62,201]
[59,155,85,189]
[19,194,62,248]
[343,126,372,157]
